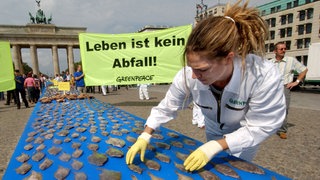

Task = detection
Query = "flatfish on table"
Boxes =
[223,158,265,175]
[88,152,108,166]
[39,158,53,170]
[175,171,194,180]
[198,169,220,180]
[176,151,189,161]
[147,172,163,180]
[210,162,239,179]
[155,152,170,163]
[15,163,32,175]
[59,152,71,162]
[32,151,45,162]
[105,137,126,148]
[72,149,83,158]
[74,172,87,180]
[99,169,121,180]
[54,166,70,180]
[155,142,170,150]
[106,147,124,158]
[71,159,83,170]
[48,146,62,155]
[24,170,42,180]
[16,153,30,163]
[128,164,143,174]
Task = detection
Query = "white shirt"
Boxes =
[146,54,286,154]
[270,56,307,85]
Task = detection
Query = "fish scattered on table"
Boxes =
[91,136,101,143]
[99,169,121,180]
[48,146,62,155]
[175,171,194,180]
[72,149,83,158]
[224,158,265,175]
[198,169,220,180]
[126,135,137,143]
[71,159,83,170]
[24,170,42,180]
[16,153,30,163]
[36,144,46,151]
[53,138,62,144]
[79,136,87,142]
[176,151,189,161]
[87,143,99,151]
[88,152,108,166]
[71,132,80,138]
[167,132,180,138]
[171,141,184,148]
[174,162,188,173]
[15,163,32,175]
[72,142,81,149]
[128,164,143,174]
[54,166,70,180]
[32,151,45,162]
[24,144,33,151]
[152,133,164,140]
[74,172,87,180]
[63,137,72,143]
[155,142,171,150]
[210,162,240,179]
[106,147,124,158]
[59,152,71,162]
[37,157,52,170]
[25,137,34,143]
[105,137,126,148]
[183,139,196,146]
[155,152,170,163]
[44,133,53,139]
[145,159,161,171]
[147,172,164,180]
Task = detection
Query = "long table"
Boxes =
[3,97,291,180]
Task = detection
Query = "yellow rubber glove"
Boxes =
[184,140,223,171]
[126,132,151,164]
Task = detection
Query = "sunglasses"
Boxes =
[278,48,286,51]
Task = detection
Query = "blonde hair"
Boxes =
[184,0,268,64]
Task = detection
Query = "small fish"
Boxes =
[183,139,196,146]
[211,162,240,179]
[198,169,220,180]
[74,172,87,180]
[72,149,83,158]
[59,152,71,162]
[145,159,161,171]
[174,162,188,173]
[176,151,189,161]
[224,158,265,175]
[53,139,62,144]
[72,142,81,149]
[39,158,53,170]
[24,144,33,151]
[99,169,121,180]
[106,147,124,158]
[76,127,87,133]
[106,137,126,148]
[54,166,70,180]
[152,133,164,140]
[48,146,62,155]
[91,136,101,143]
[63,137,72,143]
[155,142,171,150]
[15,163,32,175]
[175,171,193,180]
[155,152,170,163]
[147,172,163,180]
[36,144,46,151]
[87,143,99,151]
[71,160,83,170]
[24,170,42,180]
[111,130,122,136]
[32,151,45,162]
[167,132,180,138]
[25,137,34,143]
[126,136,137,143]
[171,141,184,148]
[88,152,108,166]
[16,153,30,163]
[128,164,143,174]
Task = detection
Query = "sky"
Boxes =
[0,0,274,76]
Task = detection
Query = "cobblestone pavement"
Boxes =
[0,85,319,179]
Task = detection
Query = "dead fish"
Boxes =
[111,130,122,136]
[25,137,34,143]
[71,132,80,138]
[16,153,30,163]
[128,164,143,174]
[91,136,101,143]
[53,138,62,144]
[39,158,53,170]
[48,146,62,155]
[76,127,87,133]
[74,172,87,180]
[32,151,45,162]
[57,129,69,137]
[211,162,240,179]
[152,133,164,140]
[145,159,161,171]
[155,142,171,150]
[126,135,137,143]
[106,147,124,158]
[132,127,143,135]
[183,139,196,146]
[175,171,193,180]
[15,163,32,175]
[147,144,156,151]
[99,169,121,180]
[71,159,83,170]
[101,131,109,136]
[28,131,38,137]
[224,158,265,175]
[198,169,220,180]
[44,133,53,139]
[120,128,129,134]
[72,142,81,149]
[174,161,188,173]
[36,144,46,151]
[79,136,87,141]
[59,152,71,162]
[171,141,184,148]
[72,149,83,158]
[54,166,70,180]
[131,174,138,180]
[105,137,125,148]
[87,143,99,151]
[176,151,189,161]
[24,170,42,180]
[24,144,33,151]
[155,152,170,163]
[88,152,108,166]
[63,137,72,143]
[147,172,163,180]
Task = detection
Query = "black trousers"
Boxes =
[15,88,29,108]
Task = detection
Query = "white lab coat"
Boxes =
[146,54,286,159]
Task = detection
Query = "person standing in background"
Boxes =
[24,73,36,104]
[14,70,29,109]
[74,65,85,93]
[138,84,150,100]
[271,42,308,139]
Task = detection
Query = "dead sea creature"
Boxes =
[99,169,121,180]
[126,135,137,143]
[32,151,45,162]
[176,151,189,161]
[24,170,42,180]
[39,158,53,170]
[74,172,87,180]
[152,133,164,140]
[36,144,46,151]
[174,162,188,173]
[147,172,163,180]
[105,137,125,148]
[24,144,33,151]
[72,149,83,158]
[87,143,99,151]
[16,153,30,163]
[183,139,196,146]
[88,152,108,166]
[91,136,101,143]
[106,147,124,158]
[59,152,71,162]
[48,146,62,155]
[71,159,83,170]
[15,163,32,175]
[155,142,171,150]
[198,169,220,180]
[155,152,170,163]
[128,164,143,174]
[224,158,265,175]
[175,171,193,180]
[145,159,161,171]
[72,142,81,149]
[211,162,240,179]
[171,141,184,148]
[54,166,70,180]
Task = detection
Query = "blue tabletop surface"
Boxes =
[3,97,291,180]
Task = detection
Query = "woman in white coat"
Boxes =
[126,0,286,172]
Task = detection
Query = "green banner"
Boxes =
[79,25,192,85]
[0,41,15,92]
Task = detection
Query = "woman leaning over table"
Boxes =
[126,0,286,172]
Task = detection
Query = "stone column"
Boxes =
[51,45,60,75]
[12,45,22,73]
[67,45,75,75]
[30,45,40,75]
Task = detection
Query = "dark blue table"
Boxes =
[3,97,291,180]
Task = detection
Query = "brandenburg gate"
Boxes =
[0,24,86,76]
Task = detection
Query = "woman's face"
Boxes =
[186,51,232,85]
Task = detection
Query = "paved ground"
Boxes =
[0,85,319,179]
